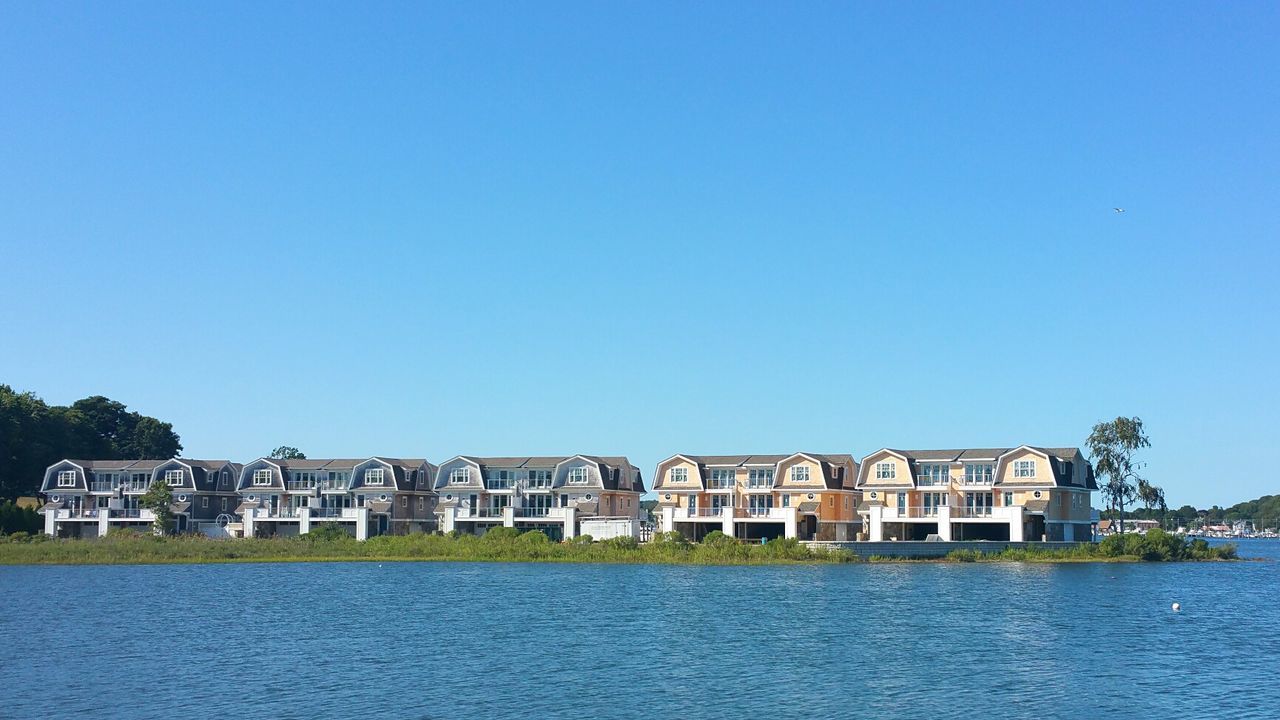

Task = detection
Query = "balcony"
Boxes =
[319,482,349,493]
[311,507,359,519]
[122,482,148,493]
[286,480,318,492]
[916,478,951,488]
[515,506,563,519]
[90,481,118,493]
[681,507,727,519]
[739,506,787,520]
[483,480,514,491]
[883,505,944,519]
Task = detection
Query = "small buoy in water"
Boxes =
[1172,602,1181,612]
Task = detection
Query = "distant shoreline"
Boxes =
[0,530,1238,566]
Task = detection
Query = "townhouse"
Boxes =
[857,445,1097,542]
[651,453,861,541]
[434,455,644,541]
[39,458,240,538]
[235,457,437,540]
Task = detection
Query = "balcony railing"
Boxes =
[123,482,148,493]
[311,507,358,519]
[683,507,726,518]
[741,506,785,519]
[953,506,994,518]
[319,482,349,492]
[916,477,951,487]
[484,480,513,490]
[744,482,773,490]
[515,506,556,518]
[286,480,318,491]
[706,481,735,490]
[90,481,118,492]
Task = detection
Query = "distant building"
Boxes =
[858,446,1096,542]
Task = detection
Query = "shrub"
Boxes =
[602,536,638,551]
[946,549,981,562]
[570,534,594,545]
[480,527,521,542]
[306,523,352,542]
[654,531,688,545]
[701,531,737,547]
[517,530,551,545]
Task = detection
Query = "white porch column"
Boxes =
[1009,507,1025,542]
[44,508,56,537]
[562,506,576,540]
[783,508,798,540]
[868,505,884,542]
[721,510,735,538]
[243,509,257,539]
[502,505,515,529]
[97,512,109,538]
[441,507,456,533]
[660,506,675,534]
[298,507,311,536]
[937,505,953,541]
[355,507,369,541]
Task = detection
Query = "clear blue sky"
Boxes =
[1,2,1276,508]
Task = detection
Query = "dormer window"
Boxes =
[875,462,896,480]
[219,471,229,488]
[57,470,77,487]
[791,466,810,483]
[365,468,385,486]
[670,467,688,483]
[165,470,183,486]
[1014,460,1036,478]
[252,469,273,486]
[568,467,589,485]
[450,467,471,484]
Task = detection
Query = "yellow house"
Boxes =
[652,453,860,541]
[857,446,1096,542]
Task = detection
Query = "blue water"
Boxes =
[1,540,1277,719]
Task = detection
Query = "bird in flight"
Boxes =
[1113,208,1125,213]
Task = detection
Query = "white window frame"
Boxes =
[670,467,688,483]
[220,498,228,511]
[365,468,385,486]
[791,466,810,483]
[219,471,229,488]
[747,468,773,488]
[252,469,273,486]
[709,468,734,488]
[57,470,77,487]
[1014,460,1036,478]
[875,462,896,480]
[165,469,184,486]
[568,467,589,485]
[449,467,471,484]
[200,497,209,509]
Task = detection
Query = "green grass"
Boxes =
[0,527,1236,566]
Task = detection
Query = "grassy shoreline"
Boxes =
[0,527,1238,566]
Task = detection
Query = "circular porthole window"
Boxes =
[870,492,878,499]
[807,493,815,500]
[248,495,256,501]
[379,494,388,502]
[1033,491,1042,499]
[178,494,188,502]
[585,494,593,500]
[445,494,453,501]
[664,493,671,500]
[52,495,61,502]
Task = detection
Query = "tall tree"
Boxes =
[0,385,183,500]
[271,446,306,460]
[1086,416,1152,534]
[138,477,174,535]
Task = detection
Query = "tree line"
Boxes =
[0,384,182,501]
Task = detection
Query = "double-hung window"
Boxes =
[365,468,385,485]
[747,468,773,488]
[791,466,810,483]
[1013,460,1036,479]
[568,467,589,485]
[875,462,896,480]
[919,464,949,486]
[57,470,77,487]
[670,467,688,483]
[253,469,273,486]
[450,468,471,484]
[165,469,183,486]
[709,469,734,489]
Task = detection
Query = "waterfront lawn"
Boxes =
[0,527,1236,566]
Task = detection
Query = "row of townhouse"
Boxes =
[38,454,646,541]
[652,445,1097,542]
[37,444,1096,543]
